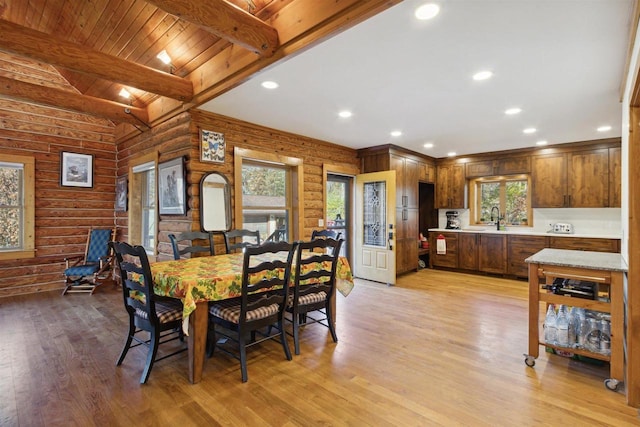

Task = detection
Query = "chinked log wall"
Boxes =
[116,109,361,262]
[0,100,116,297]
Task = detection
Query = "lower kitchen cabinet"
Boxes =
[478,234,507,274]
[458,233,478,270]
[429,232,458,268]
[508,235,549,277]
[549,236,619,253]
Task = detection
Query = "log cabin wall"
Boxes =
[189,109,361,246]
[0,73,116,296]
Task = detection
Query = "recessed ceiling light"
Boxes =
[415,3,440,20]
[505,108,522,115]
[536,140,548,146]
[523,127,537,134]
[156,50,172,65]
[447,152,456,157]
[119,88,131,99]
[597,125,612,132]
[472,70,493,81]
[423,142,434,148]
[390,130,402,137]
[261,81,279,89]
[338,110,352,118]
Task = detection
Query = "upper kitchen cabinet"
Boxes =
[436,163,465,209]
[391,154,419,209]
[532,142,620,208]
[419,161,436,183]
[466,156,531,178]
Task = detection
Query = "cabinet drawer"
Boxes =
[549,237,619,253]
[430,233,458,268]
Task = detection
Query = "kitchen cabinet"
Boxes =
[497,156,530,175]
[391,154,419,209]
[507,235,548,277]
[435,163,465,209]
[609,147,621,208]
[396,208,419,274]
[458,233,478,270]
[418,161,436,183]
[429,232,458,268]
[526,249,625,393]
[549,236,619,253]
[532,148,614,208]
[478,234,507,274]
[465,161,494,178]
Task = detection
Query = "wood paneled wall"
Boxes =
[0,100,116,297]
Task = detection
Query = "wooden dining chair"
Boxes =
[286,237,342,355]
[311,229,342,241]
[168,230,215,260]
[223,228,261,253]
[208,241,297,382]
[110,241,187,384]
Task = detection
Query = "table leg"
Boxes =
[187,301,208,384]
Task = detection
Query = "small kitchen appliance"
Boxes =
[445,211,460,229]
[551,222,574,234]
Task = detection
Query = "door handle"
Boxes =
[402,209,408,221]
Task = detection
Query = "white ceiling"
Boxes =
[199,0,635,159]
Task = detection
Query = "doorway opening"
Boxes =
[326,174,352,262]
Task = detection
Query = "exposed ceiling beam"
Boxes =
[147,0,279,57]
[0,76,149,126]
[0,19,193,102]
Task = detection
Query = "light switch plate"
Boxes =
[318,219,324,227]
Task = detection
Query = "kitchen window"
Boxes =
[0,154,35,260]
[470,174,532,226]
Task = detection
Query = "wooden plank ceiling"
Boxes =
[0,0,400,131]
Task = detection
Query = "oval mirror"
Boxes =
[200,172,231,232]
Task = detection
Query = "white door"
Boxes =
[354,171,396,285]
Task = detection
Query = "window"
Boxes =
[241,161,289,241]
[234,148,303,242]
[472,175,531,226]
[0,154,35,260]
[129,154,157,255]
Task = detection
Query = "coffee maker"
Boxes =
[445,211,460,229]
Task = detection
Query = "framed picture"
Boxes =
[200,129,225,163]
[61,152,93,188]
[158,157,186,215]
[115,175,128,212]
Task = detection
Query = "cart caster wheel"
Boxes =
[604,379,620,391]
[524,354,535,367]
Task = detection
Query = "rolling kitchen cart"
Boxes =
[524,248,626,392]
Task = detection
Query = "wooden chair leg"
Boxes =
[141,331,160,384]
[326,304,338,343]
[239,334,248,383]
[117,318,135,366]
[292,314,301,355]
[279,320,292,360]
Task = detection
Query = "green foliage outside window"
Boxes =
[0,167,21,249]
[478,178,528,225]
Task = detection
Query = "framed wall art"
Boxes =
[115,175,128,212]
[158,156,186,215]
[60,152,93,188]
[200,129,225,163]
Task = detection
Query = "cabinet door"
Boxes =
[478,234,507,274]
[568,149,609,207]
[429,232,458,268]
[390,154,406,208]
[466,161,494,178]
[458,233,478,270]
[609,147,621,208]
[404,158,419,209]
[450,164,466,208]
[531,153,567,208]
[549,237,619,253]
[435,165,452,208]
[419,163,436,183]
[498,156,531,175]
[507,235,548,277]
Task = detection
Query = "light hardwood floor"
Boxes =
[1,269,638,426]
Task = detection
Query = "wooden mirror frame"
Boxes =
[200,172,231,232]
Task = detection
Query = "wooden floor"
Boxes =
[1,269,639,426]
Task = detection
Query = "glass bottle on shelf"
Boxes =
[568,306,578,348]
[599,319,611,355]
[544,304,557,345]
[556,305,570,347]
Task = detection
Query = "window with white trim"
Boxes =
[0,155,35,260]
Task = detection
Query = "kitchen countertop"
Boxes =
[428,228,621,240]
[524,248,627,272]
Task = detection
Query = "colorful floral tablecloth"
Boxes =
[151,252,354,332]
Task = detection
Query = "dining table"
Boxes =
[150,251,355,384]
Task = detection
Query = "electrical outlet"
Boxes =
[318,219,324,227]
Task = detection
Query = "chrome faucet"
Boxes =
[490,206,500,230]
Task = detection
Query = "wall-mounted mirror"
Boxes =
[200,172,231,232]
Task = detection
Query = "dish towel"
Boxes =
[436,235,446,254]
